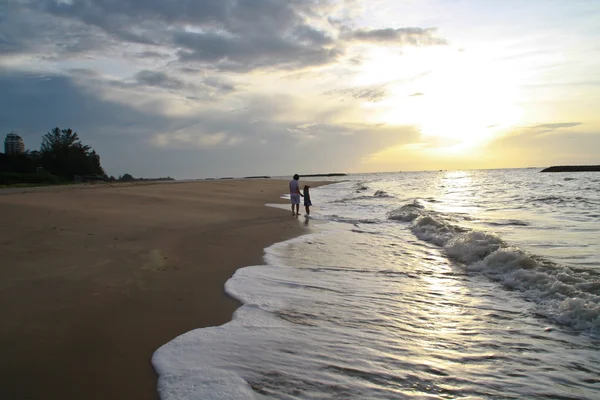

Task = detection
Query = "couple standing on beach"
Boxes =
[289,174,311,216]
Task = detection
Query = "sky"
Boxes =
[1,0,599,178]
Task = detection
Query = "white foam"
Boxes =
[387,201,426,222]
[152,319,259,400]
[153,268,293,400]
[470,248,600,331]
[386,200,600,332]
[152,229,338,400]
[445,230,505,264]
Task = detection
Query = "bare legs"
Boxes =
[305,206,310,215]
[292,203,300,216]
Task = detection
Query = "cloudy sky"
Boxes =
[2,0,599,178]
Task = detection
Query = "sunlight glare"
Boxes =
[356,45,524,150]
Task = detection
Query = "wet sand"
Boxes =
[0,179,320,399]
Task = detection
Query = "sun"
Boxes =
[355,46,524,148]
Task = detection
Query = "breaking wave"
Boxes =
[387,202,600,333]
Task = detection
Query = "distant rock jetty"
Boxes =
[244,175,271,179]
[299,173,347,177]
[541,165,600,172]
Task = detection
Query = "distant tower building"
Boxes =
[4,131,25,154]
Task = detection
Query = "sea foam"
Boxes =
[388,202,600,332]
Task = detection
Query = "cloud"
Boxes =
[524,122,584,137]
[134,70,189,91]
[409,92,424,97]
[174,30,341,72]
[324,86,388,102]
[344,27,448,46]
[0,6,111,59]
[136,51,171,60]
[531,122,583,130]
[152,131,241,148]
[497,122,585,141]
[0,66,429,178]
[12,0,341,72]
[0,69,167,135]
[286,123,320,141]
[0,1,459,178]
[4,0,447,73]
[80,69,239,99]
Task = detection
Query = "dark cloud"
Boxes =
[134,70,188,91]
[68,69,103,78]
[179,67,203,74]
[136,51,172,60]
[97,70,237,97]
[173,28,340,71]
[43,0,228,26]
[4,0,449,73]
[345,27,448,46]
[203,77,236,93]
[8,0,339,71]
[0,6,109,58]
[0,69,164,133]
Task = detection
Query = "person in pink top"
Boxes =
[289,174,303,216]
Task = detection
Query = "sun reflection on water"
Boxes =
[430,170,483,218]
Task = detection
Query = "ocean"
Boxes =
[153,169,600,399]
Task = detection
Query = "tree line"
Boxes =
[1,128,173,185]
[0,128,104,184]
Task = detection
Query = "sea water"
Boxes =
[153,169,600,399]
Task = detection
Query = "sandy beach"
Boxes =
[0,179,319,400]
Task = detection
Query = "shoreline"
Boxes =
[0,179,326,399]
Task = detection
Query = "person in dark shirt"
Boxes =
[303,185,312,215]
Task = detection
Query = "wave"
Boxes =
[486,219,529,226]
[374,190,393,198]
[333,191,394,203]
[387,200,426,222]
[327,215,380,225]
[354,182,369,192]
[469,250,600,331]
[530,195,597,206]
[332,196,375,203]
[532,195,565,204]
[387,202,600,333]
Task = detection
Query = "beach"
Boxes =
[0,179,316,400]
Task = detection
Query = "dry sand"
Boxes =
[0,179,321,400]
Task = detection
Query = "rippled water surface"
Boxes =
[154,169,600,399]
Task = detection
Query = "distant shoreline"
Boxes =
[300,173,347,177]
[540,165,600,172]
